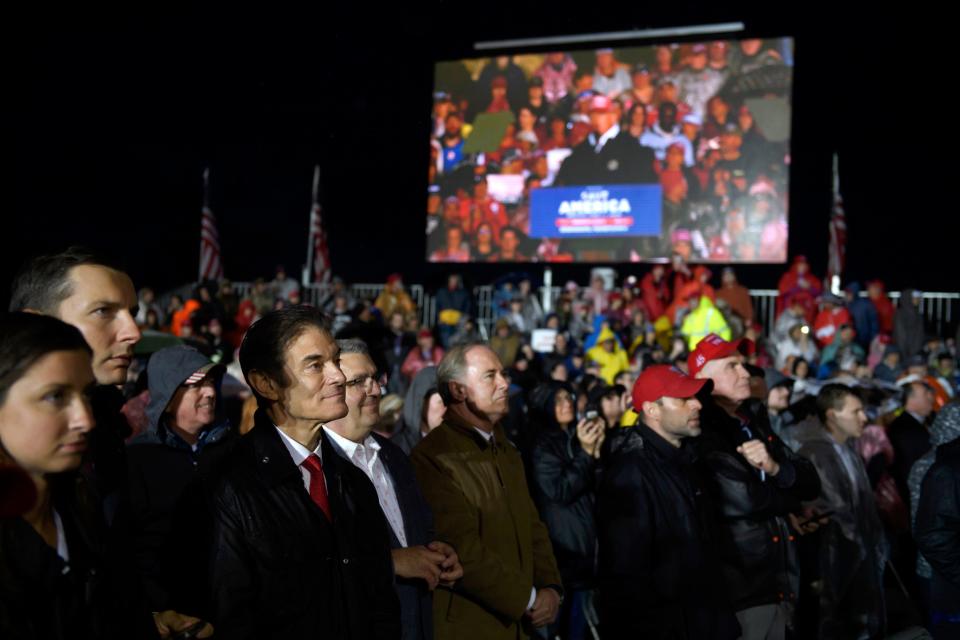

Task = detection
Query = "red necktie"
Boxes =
[301,454,332,521]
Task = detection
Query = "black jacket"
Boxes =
[530,423,598,591]
[888,410,932,509]
[596,423,740,640]
[0,476,154,639]
[915,437,960,614]
[693,401,821,611]
[327,431,436,640]
[207,411,400,639]
[555,127,658,186]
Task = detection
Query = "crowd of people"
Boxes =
[1,245,959,640]
[427,39,791,264]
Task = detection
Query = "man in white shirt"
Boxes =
[324,339,463,640]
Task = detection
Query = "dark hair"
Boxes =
[238,306,332,406]
[336,338,370,357]
[816,383,858,424]
[9,247,123,314]
[0,313,92,405]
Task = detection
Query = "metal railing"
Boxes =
[186,282,960,339]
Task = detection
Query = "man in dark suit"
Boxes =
[889,379,936,506]
[554,94,657,187]
[324,339,463,640]
[208,307,400,639]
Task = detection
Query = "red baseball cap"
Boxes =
[588,95,614,113]
[687,333,755,377]
[632,365,712,407]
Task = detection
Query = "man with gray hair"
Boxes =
[411,342,562,640]
[323,339,463,640]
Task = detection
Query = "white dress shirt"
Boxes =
[275,426,324,494]
[323,427,407,547]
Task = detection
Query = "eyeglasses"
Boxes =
[345,373,387,393]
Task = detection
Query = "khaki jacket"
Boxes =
[411,418,561,640]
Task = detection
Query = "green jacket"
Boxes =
[681,296,731,350]
[411,418,562,640]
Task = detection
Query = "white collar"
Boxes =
[323,427,380,458]
[473,426,495,442]
[275,425,323,466]
[595,124,621,151]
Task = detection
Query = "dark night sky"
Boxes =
[6,4,955,304]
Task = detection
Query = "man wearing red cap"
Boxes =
[555,93,657,187]
[596,364,740,638]
[688,334,821,640]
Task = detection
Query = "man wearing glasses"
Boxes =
[325,339,464,640]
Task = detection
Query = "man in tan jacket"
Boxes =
[412,343,562,640]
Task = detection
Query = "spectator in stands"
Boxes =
[716,267,754,326]
[844,282,879,350]
[592,48,631,98]
[393,366,442,455]
[867,280,895,335]
[535,52,577,105]
[774,322,819,372]
[270,265,300,302]
[813,293,852,348]
[894,289,925,361]
[435,274,472,349]
[587,326,629,385]
[376,274,417,319]
[680,290,731,350]
[640,101,695,165]
[401,328,444,383]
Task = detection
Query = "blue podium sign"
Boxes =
[529,185,662,238]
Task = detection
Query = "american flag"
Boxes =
[826,153,846,290]
[306,165,331,284]
[199,168,224,281]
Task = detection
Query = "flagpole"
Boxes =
[200,167,210,282]
[303,164,321,287]
[829,153,841,295]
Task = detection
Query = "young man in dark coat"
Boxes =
[207,306,400,639]
[690,334,822,639]
[324,339,463,640]
[596,365,740,639]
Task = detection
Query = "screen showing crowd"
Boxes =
[426,37,793,264]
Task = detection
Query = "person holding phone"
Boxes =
[596,365,740,638]
[529,381,604,640]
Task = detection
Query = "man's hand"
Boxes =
[525,587,561,628]
[736,439,780,476]
[427,541,464,587]
[788,507,830,536]
[153,611,213,639]
[391,545,446,590]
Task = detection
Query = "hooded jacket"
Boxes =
[844,283,879,349]
[126,346,233,610]
[393,366,438,456]
[528,382,598,590]
[909,402,960,580]
[680,295,731,350]
[791,418,885,639]
[586,326,630,385]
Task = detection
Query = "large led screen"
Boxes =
[426,37,793,263]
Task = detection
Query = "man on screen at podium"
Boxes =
[554,94,657,187]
